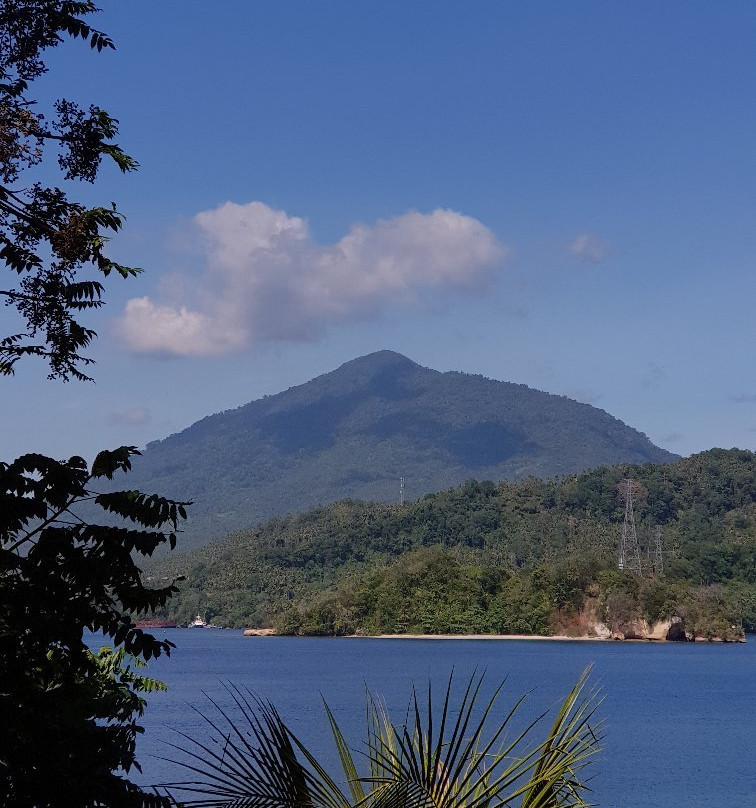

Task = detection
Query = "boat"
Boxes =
[189,613,208,628]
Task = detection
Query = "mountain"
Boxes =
[126,350,677,549]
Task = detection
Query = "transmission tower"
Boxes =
[619,478,642,574]
[399,476,405,506]
[653,525,664,576]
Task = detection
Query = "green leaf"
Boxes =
[91,446,139,479]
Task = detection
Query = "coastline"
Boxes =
[243,629,746,643]
[352,633,608,641]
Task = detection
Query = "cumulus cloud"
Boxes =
[567,233,611,264]
[115,202,507,356]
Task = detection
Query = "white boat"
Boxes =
[189,613,207,628]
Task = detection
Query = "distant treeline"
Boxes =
[145,448,755,638]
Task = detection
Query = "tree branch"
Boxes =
[0,190,58,234]
[5,488,91,553]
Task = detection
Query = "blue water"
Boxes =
[118,631,755,808]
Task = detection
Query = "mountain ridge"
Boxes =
[127,351,678,549]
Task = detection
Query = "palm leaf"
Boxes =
[156,684,328,808]
[158,670,601,808]
[322,700,366,806]
[358,669,601,808]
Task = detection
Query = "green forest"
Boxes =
[147,447,755,640]
[120,349,676,551]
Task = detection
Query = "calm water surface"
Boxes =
[120,631,755,808]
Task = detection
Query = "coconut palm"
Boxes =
[157,667,601,808]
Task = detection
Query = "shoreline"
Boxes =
[243,630,746,643]
[351,633,609,642]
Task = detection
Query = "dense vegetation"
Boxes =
[147,448,755,639]
[0,4,185,805]
[1,448,187,807]
[123,350,677,550]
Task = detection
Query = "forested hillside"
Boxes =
[123,351,676,549]
[145,448,755,638]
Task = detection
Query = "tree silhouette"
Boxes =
[0,4,187,805]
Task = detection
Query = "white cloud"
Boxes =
[567,233,611,264]
[119,298,246,356]
[115,202,507,356]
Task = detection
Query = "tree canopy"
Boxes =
[148,448,754,638]
[0,448,189,807]
[0,4,189,806]
[0,0,139,379]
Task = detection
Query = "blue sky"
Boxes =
[2,1,755,462]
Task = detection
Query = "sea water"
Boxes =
[118,631,755,808]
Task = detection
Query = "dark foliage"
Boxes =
[0,446,189,807]
[0,0,140,379]
[0,5,188,805]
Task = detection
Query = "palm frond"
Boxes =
[322,700,366,806]
[519,667,603,808]
[158,669,602,808]
[356,669,601,808]
[156,684,333,808]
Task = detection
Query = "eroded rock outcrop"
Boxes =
[603,615,744,642]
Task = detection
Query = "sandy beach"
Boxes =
[353,633,609,641]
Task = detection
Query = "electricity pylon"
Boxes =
[619,478,642,574]
[653,525,664,576]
